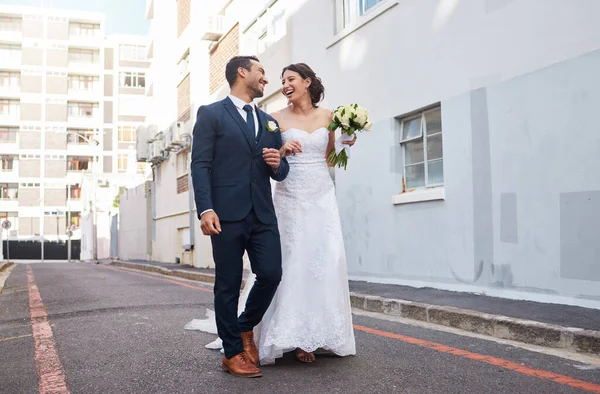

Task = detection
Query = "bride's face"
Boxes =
[281,70,310,104]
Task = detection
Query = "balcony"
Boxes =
[0,49,21,70]
[0,81,20,98]
[67,103,100,127]
[0,103,19,126]
[68,80,101,101]
[66,130,101,156]
[201,15,225,42]
[66,184,83,212]
[0,183,18,211]
[0,18,23,43]
[0,156,18,182]
[0,128,18,154]
[68,22,102,48]
[68,49,101,74]
[67,157,93,177]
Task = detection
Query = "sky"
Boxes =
[0,0,149,35]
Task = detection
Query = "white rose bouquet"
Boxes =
[327,103,372,170]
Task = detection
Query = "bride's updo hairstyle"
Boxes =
[281,63,325,107]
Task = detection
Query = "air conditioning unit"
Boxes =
[149,137,168,164]
[202,15,225,42]
[163,127,175,151]
[136,125,148,162]
[168,121,190,150]
[146,124,159,143]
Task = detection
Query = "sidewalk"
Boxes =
[108,259,600,357]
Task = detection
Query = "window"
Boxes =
[119,72,145,88]
[0,71,19,87]
[68,75,98,92]
[67,158,90,171]
[341,0,385,29]
[0,155,14,171]
[69,212,81,227]
[119,44,147,61]
[0,16,21,32]
[67,183,81,199]
[117,153,128,172]
[67,128,96,144]
[118,126,136,142]
[0,99,19,115]
[0,127,17,142]
[69,22,100,37]
[0,183,18,199]
[176,151,189,176]
[398,106,443,190]
[0,44,21,63]
[68,102,98,118]
[68,48,99,63]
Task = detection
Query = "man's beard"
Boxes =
[249,81,264,99]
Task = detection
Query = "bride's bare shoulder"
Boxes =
[317,107,334,121]
[269,106,291,122]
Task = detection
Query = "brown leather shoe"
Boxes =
[222,352,262,378]
[240,331,260,365]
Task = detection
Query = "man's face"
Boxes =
[244,60,268,99]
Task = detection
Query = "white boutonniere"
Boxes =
[266,120,279,132]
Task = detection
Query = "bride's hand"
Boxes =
[341,135,357,147]
[279,140,302,157]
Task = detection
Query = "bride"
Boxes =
[186,63,356,365]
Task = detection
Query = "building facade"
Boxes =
[0,5,150,260]
[122,0,600,308]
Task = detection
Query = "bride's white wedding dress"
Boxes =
[185,127,356,364]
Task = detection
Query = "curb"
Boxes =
[0,262,14,273]
[110,261,217,284]
[351,293,600,357]
[108,260,600,357]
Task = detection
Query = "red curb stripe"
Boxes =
[354,324,600,393]
[27,265,70,394]
[103,264,600,392]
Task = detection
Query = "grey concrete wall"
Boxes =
[337,49,600,302]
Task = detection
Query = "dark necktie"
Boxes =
[243,105,256,142]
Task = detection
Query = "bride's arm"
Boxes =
[325,109,336,166]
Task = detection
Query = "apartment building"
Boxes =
[0,5,149,260]
[119,0,600,307]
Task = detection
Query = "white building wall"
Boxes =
[265,0,600,306]
[118,182,151,261]
[122,0,600,306]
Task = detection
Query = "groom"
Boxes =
[191,56,289,378]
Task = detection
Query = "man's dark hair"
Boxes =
[225,55,260,87]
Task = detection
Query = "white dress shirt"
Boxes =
[228,94,259,137]
[199,95,259,218]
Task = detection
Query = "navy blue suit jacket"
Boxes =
[191,97,289,224]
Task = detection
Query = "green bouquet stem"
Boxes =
[328,148,349,170]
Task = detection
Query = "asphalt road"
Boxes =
[1,262,599,394]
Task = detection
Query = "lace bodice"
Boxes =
[281,127,329,165]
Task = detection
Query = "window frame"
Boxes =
[118,126,137,142]
[117,153,128,172]
[341,0,386,30]
[119,44,147,61]
[119,71,146,88]
[398,105,444,192]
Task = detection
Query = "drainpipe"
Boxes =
[187,147,195,265]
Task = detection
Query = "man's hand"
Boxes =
[263,148,281,170]
[200,211,221,235]
[279,140,302,157]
